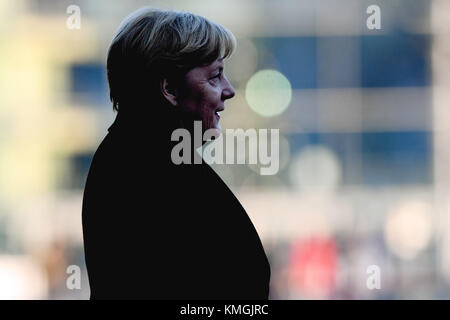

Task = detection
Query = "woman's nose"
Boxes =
[222,76,235,100]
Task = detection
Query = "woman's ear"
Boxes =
[160,78,178,107]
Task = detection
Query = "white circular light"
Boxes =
[245,69,292,117]
[384,200,433,260]
[290,145,341,192]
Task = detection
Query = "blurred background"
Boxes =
[0,0,449,299]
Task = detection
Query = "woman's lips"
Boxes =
[215,107,224,120]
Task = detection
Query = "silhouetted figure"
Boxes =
[82,7,270,299]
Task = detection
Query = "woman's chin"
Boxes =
[210,126,222,135]
[203,117,222,134]
[203,125,222,141]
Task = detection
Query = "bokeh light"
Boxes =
[289,145,342,193]
[245,69,292,117]
[384,200,433,260]
[0,255,48,299]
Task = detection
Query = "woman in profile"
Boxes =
[82,7,270,299]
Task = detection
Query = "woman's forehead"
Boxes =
[194,58,224,73]
[207,58,225,70]
[185,58,226,80]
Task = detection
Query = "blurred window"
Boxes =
[69,63,109,106]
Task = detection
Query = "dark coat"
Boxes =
[82,106,271,299]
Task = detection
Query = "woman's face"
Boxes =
[177,57,235,133]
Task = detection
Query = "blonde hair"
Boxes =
[107,7,236,112]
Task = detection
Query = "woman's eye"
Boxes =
[209,71,223,84]
[213,72,222,79]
